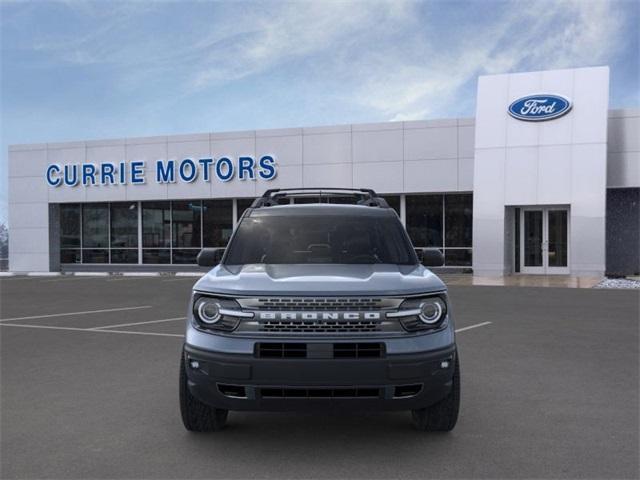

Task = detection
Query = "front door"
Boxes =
[520,207,569,274]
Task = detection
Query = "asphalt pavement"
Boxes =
[1,275,638,479]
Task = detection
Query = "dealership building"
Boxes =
[7,66,640,276]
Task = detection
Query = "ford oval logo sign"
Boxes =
[508,94,572,121]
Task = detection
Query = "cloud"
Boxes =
[350,0,626,121]
[188,1,414,89]
[2,0,632,121]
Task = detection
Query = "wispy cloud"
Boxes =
[8,0,629,122]
[352,0,626,121]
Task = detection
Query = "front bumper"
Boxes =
[183,341,457,411]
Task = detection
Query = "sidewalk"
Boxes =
[439,274,602,289]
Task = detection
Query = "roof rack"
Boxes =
[251,188,390,208]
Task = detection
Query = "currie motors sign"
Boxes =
[45,155,277,187]
[508,94,572,121]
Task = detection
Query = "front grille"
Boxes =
[260,319,381,333]
[256,342,384,359]
[260,387,381,398]
[237,297,402,311]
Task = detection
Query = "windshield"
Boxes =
[224,214,417,265]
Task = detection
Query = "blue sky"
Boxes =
[1,0,638,225]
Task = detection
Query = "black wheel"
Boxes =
[411,353,460,432]
[179,352,228,432]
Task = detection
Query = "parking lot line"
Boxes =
[0,306,152,323]
[90,317,186,330]
[41,276,110,283]
[455,321,492,333]
[0,322,183,338]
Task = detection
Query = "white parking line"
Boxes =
[455,321,492,333]
[0,306,152,323]
[0,317,493,338]
[41,276,109,283]
[90,317,186,330]
[0,323,183,338]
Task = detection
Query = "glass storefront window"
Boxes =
[237,198,254,221]
[203,200,233,247]
[142,202,171,248]
[444,249,472,266]
[111,249,138,264]
[444,194,473,248]
[82,249,109,264]
[172,201,202,248]
[60,249,81,264]
[171,248,199,264]
[59,194,473,268]
[60,204,81,248]
[382,195,400,216]
[406,195,443,248]
[82,204,109,248]
[111,202,138,248]
[142,249,170,264]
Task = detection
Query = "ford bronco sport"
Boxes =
[180,188,459,432]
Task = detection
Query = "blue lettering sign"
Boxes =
[179,159,197,183]
[258,156,277,180]
[156,160,175,183]
[215,157,234,182]
[101,162,115,185]
[45,155,277,187]
[238,157,255,180]
[130,161,145,184]
[46,164,61,187]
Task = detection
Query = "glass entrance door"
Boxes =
[522,210,545,274]
[519,207,569,274]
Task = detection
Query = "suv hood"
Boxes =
[194,264,446,296]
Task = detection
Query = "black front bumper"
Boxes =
[183,343,457,411]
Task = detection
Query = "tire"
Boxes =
[411,353,460,432]
[179,352,228,432]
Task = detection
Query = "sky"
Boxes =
[1,0,638,226]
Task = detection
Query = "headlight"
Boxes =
[195,298,221,324]
[418,298,445,324]
[192,294,253,331]
[386,295,448,331]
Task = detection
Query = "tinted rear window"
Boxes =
[225,215,416,265]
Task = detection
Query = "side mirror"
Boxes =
[197,248,225,267]
[415,248,444,267]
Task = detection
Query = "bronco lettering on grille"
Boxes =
[258,312,382,321]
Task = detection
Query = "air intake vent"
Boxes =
[253,297,388,311]
[260,320,381,333]
[257,343,307,358]
[217,384,247,398]
[333,343,384,358]
[260,387,381,398]
[393,384,423,398]
[256,343,384,359]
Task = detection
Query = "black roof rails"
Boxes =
[251,188,390,208]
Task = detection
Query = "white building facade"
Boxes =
[7,66,640,276]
